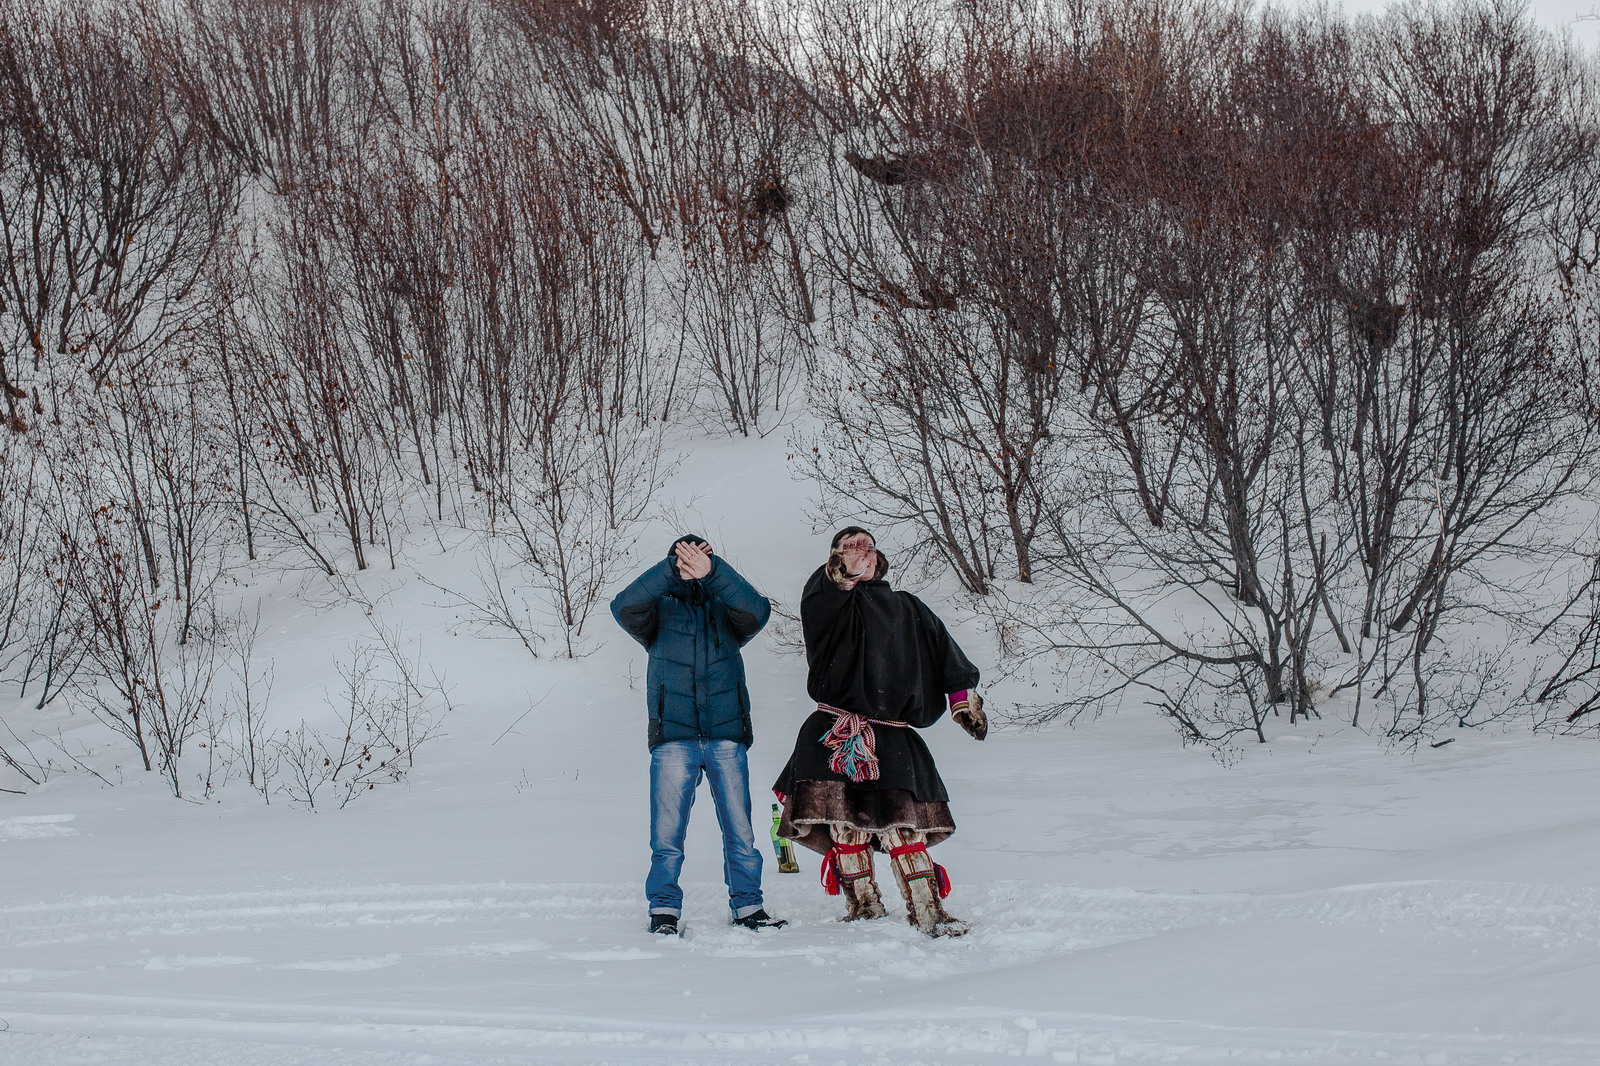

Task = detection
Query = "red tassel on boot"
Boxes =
[889,841,953,898]
[822,842,872,896]
[887,839,966,936]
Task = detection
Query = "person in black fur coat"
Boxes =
[773,527,988,937]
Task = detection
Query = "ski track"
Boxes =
[2,878,1598,1065]
[3,879,1597,952]
[8,1010,1600,1066]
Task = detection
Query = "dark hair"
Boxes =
[830,525,874,549]
[872,548,891,580]
[672,533,710,550]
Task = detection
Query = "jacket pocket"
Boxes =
[648,684,666,747]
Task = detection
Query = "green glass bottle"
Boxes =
[770,802,800,873]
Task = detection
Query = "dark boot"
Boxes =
[730,908,788,930]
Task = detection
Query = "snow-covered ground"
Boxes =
[3,432,1598,1065]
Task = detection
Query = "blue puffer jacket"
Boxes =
[610,553,771,749]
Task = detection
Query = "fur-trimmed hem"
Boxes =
[778,779,954,855]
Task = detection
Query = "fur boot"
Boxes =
[829,827,887,921]
[881,828,968,937]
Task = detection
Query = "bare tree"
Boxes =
[51,440,222,797]
[0,0,238,416]
[953,1,1595,744]
[451,115,668,654]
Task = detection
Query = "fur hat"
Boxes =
[830,526,872,549]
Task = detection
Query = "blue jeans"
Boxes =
[646,739,764,918]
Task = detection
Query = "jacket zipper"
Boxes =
[695,602,706,736]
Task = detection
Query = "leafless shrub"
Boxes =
[54,476,224,796]
[0,436,47,695]
[214,608,275,798]
[794,0,1175,592]
[422,547,546,660]
[270,634,449,810]
[498,0,688,249]
[671,244,806,436]
[161,0,378,195]
[3,0,1593,766]
[795,0,1597,746]
[0,0,238,412]
[219,191,405,574]
[443,111,668,654]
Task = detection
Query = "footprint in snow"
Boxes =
[0,814,77,840]
[553,948,663,961]
[276,953,401,972]
[429,939,551,958]
[143,955,256,971]
[0,967,77,983]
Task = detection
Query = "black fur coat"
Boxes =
[773,566,980,801]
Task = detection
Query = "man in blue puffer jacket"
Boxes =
[611,534,784,935]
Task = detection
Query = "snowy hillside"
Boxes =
[4,0,1600,1061]
[3,431,1598,1066]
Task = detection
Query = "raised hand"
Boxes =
[674,540,713,580]
[826,550,856,589]
[834,531,876,582]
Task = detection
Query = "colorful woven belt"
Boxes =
[817,703,909,783]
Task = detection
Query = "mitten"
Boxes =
[949,690,988,741]
[826,550,858,590]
